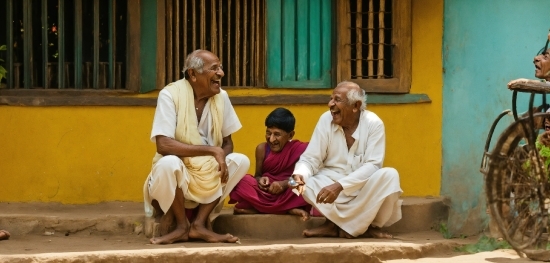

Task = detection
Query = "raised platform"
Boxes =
[0,197,448,239]
[0,197,454,262]
[212,197,449,239]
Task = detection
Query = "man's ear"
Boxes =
[354,101,361,111]
[289,130,295,140]
[187,69,197,81]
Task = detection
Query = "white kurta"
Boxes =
[143,88,250,217]
[293,110,403,237]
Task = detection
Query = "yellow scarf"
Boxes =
[153,79,224,201]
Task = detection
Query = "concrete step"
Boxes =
[0,202,144,237]
[213,197,449,239]
[0,233,466,263]
[0,197,447,239]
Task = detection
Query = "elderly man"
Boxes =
[291,81,402,238]
[508,31,550,87]
[143,49,250,244]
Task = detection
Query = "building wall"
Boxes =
[442,0,550,235]
[0,0,443,203]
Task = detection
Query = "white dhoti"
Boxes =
[143,153,250,217]
[303,167,403,237]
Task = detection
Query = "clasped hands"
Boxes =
[289,174,343,204]
[257,177,287,194]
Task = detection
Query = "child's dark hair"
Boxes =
[265,107,295,133]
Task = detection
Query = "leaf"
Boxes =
[0,45,6,51]
[0,65,7,82]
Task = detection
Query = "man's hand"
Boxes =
[258,176,270,191]
[268,180,288,195]
[316,182,343,204]
[289,174,305,195]
[212,147,229,184]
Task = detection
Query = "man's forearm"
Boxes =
[156,135,217,157]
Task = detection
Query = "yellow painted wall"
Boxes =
[0,0,442,203]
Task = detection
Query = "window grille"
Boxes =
[337,0,411,93]
[1,0,129,90]
[162,0,266,88]
[349,0,392,79]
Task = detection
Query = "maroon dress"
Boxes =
[229,140,312,214]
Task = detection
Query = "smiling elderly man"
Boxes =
[143,49,250,244]
[290,81,402,239]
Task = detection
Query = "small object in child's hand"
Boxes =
[289,177,298,187]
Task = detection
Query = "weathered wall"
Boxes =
[442,0,550,235]
[0,0,443,203]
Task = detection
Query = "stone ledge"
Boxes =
[212,197,448,239]
[0,197,448,240]
[0,237,461,263]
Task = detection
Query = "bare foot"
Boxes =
[0,230,10,241]
[188,223,239,243]
[365,226,393,239]
[150,226,189,244]
[303,220,339,237]
[158,209,176,237]
[288,208,310,221]
[233,207,259,215]
[206,218,213,231]
[338,228,355,239]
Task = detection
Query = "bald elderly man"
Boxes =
[291,81,402,239]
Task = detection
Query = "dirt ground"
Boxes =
[0,230,537,263]
[387,249,531,262]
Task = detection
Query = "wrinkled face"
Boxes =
[328,86,357,126]
[265,127,293,153]
[534,49,550,80]
[192,51,225,96]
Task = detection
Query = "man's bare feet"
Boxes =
[150,225,189,244]
[303,220,339,237]
[233,207,259,214]
[0,230,10,241]
[158,209,176,236]
[338,229,355,239]
[288,208,310,221]
[365,226,393,239]
[188,223,239,243]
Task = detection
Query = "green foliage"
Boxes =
[0,45,5,82]
[439,222,453,239]
[455,235,511,254]
[536,137,550,168]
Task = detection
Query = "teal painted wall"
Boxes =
[442,0,550,235]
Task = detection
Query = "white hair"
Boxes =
[182,49,205,77]
[337,81,367,110]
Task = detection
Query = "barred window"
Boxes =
[1,0,139,91]
[337,0,411,93]
[160,0,266,88]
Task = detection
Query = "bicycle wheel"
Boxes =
[485,114,550,256]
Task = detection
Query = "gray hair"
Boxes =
[337,81,367,110]
[182,49,205,77]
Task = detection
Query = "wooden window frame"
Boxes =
[336,0,411,93]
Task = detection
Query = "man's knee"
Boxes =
[227,153,250,169]
[153,155,182,175]
[379,167,399,181]
[227,153,250,179]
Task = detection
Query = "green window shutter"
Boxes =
[266,0,332,88]
[139,0,158,93]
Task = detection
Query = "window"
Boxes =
[0,0,140,91]
[158,0,266,89]
[265,0,332,88]
[337,0,411,93]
